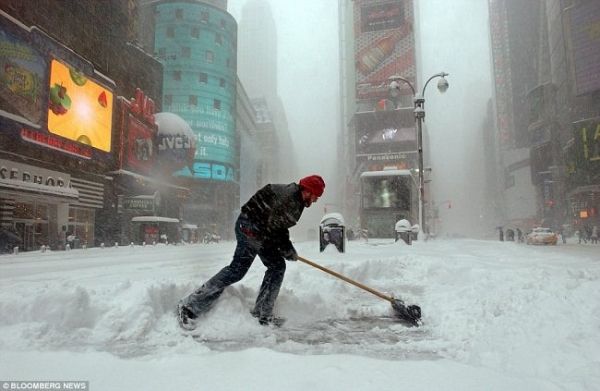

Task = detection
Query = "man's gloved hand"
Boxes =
[281,245,298,261]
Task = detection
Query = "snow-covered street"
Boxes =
[1,239,599,390]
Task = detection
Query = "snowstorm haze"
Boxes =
[417,0,492,238]
[228,0,340,234]
[228,0,492,238]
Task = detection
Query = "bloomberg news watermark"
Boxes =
[1,381,88,390]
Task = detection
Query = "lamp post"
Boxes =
[388,72,449,238]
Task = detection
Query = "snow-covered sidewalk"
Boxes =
[1,239,598,390]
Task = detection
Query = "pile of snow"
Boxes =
[1,239,598,390]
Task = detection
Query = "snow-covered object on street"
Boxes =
[154,112,196,174]
[1,239,599,390]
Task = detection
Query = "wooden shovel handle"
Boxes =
[296,255,393,303]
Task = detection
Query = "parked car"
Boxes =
[526,227,558,245]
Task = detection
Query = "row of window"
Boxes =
[164,95,223,111]
[156,47,234,68]
[164,8,228,29]
[172,71,227,88]
[165,27,233,48]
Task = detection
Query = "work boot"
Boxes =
[250,310,286,327]
[177,303,198,331]
[258,315,286,327]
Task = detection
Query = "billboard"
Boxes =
[570,1,600,96]
[354,0,415,100]
[572,118,600,182]
[117,90,157,175]
[0,18,45,124]
[47,59,113,152]
[126,114,154,174]
[355,109,416,156]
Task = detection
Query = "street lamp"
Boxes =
[388,72,449,238]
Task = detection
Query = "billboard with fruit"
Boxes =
[47,59,114,152]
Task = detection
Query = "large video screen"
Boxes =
[355,109,416,155]
[47,59,113,152]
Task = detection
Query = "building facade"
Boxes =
[338,0,421,233]
[489,0,600,233]
[0,2,192,251]
[148,0,240,239]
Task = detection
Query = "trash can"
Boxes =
[320,213,345,253]
[395,219,412,245]
[411,224,420,241]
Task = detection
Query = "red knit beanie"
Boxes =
[299,175,325,197]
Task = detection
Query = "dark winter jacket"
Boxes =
[240,183,305,251]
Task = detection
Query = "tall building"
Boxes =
[488,0,540,229]
[338,0,419,234]
[543,0,600,230]
[489,0,600,231]
[137,0,240,239]
[236,0,295,184]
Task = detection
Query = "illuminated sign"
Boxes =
[0,22,45,124]
[126,115,154,173]
[355,109,416,155]
[354,0,415,99]
[120,90,157,175]
[177,161,235,181]
[0,158,72,188]
[21,128,92,159]
[47,59,113,152]
[360,1,404,33]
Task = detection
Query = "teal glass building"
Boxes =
[154,1,237,182]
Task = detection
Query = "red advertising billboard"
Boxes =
[126,114,154,174]
[354,0,416,100]
[118,90,157,175]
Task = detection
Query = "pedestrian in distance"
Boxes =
[592,225,599,244]
[177,175,326,329]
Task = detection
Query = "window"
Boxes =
[220,19,226,29]
[157,48,166,58]
[213,99,221,110]
[181,47,191,58]
[164,94,172,106]
[166,27,174,38]
[226,58,230,68]
[191,27,199,38]
[219,78,225,88]
[201,11,209,23]
[175,9,183,20]
[199,72,208,83]
[215,33,223,45]
[206,50,214,63]
[189,95,197,107]
[173,71,181,81]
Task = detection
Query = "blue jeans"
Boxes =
[180,214,286,319]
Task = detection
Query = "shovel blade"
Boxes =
[391,299,421,327]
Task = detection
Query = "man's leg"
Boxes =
[252,248,286,320]
[181,232,258,317]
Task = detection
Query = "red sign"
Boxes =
[20,128,92,159]
[126,114,154,174]
[118,89,157,175]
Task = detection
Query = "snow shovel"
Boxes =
[296,255,421,327]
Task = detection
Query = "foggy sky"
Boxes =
[228,0,492,238]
